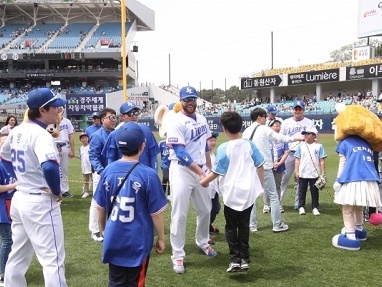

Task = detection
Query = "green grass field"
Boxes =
[24,133,382,287]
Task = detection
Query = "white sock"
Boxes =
[355,224,363,231]
[346,231,356,240]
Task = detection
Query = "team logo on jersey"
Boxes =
[132,181,141,194]
[167,137,178,143]
[190,125,207,142]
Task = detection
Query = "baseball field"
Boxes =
[24,132,382,286]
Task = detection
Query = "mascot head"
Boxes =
[154,102,182,139]
[23,88,66,138]
[334,103,382,151]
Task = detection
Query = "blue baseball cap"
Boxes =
[267,105,278,114]
[293,100,305,109]
[180,86,198,100]
[27,88,67,109]
[91,112,100,118]
[115,122,145,151]
[209,131,219,138]
[120,101,140,114]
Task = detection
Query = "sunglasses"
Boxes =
[40,94,60,108]
[182,98,197,103]
[105,115,117,121]
[126,111,140,117]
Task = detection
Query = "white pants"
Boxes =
[280,154,299,205]
[169,163,212,260]
[89,172,101,234]
[59,149,70,193]
[5,191,67,287]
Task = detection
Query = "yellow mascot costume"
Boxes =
[332,103,382,251]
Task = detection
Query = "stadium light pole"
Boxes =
[121,0,128,101]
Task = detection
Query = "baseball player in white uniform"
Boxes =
[57,113,75,198]
[166,86,216,274]
[279,100,318,208]
[1,88,68,287]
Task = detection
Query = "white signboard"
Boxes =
[358,0,382,38]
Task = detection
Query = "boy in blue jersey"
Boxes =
[158,137,171,199]
[200,111,264,273]
[94,122,167,287]
[0,134,17,285]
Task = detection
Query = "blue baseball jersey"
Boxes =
[0,160,16,224]
[93,161,167,267]
[85,124,101,139]
[336,136,379,184]
[102,123,160,170]
[159,140,171,169]
[270,141,289,172]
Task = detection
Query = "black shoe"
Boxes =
[62,191,74,198]
[240,259,249,271]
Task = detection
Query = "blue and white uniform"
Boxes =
[166,110,212,261]
[334,136,381,207]
[1,120,67,287]
[85,124,101,138]
[93,161,167,267]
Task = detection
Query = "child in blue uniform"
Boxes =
[158,138,171,199]
[94,122,167,286]
[0,134,17,285]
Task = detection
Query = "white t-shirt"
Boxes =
[294,141,327,178]
[79,144,92,174]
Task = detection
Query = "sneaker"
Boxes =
[240,259,249,271]
[209,227,220,235]
[82,192,90,198]
[299,207,306,215]
[272,222,289,232]
[0,273,4,287]
[312,208,320,216]
[208,238,215,245]
[226,262,241,273]
[263,205,270,213]
[91,232,104,242]
[294,204,299,210]
[250,226,258,233]
[172,259,185,274]
[166,195,172,201]
[332,234,361,251]
[62,191,74,198]
[198,245,217,257]
[280,206,285,213]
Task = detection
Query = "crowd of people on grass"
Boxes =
[0,85,380,286]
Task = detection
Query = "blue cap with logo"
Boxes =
[293,100,305,109]
[180,86,198,100]
[267,105,278,114]
[27,88,67,109]
[120,101,140,114]
[115,122,145,151]
[91,112,100,118]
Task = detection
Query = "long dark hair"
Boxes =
[4,115,18,127]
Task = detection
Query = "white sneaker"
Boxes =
[173,259,185,274]
[299,207,306,215]
[250,227,258,233]
[91,232,104,242]
[312,208,320,216]
[280,206,285,213]
[263,205,270,213]
[82,192,90,198]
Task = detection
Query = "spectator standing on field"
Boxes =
[78,132,92,198]
[85,112,101,138]
[243,107,303,233]
[201,111,264,273]
[294,129,327,216]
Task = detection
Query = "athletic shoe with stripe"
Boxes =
[226,262,241,272]
[172,259,185,274]
[198,245,217,257]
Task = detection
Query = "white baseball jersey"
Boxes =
[57,117,75,151]
[166,112,212,165]
[280,117,317,151]
[1,122,60,193]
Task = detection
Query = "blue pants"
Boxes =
[0,223,12,275]
[210,192,221,230]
